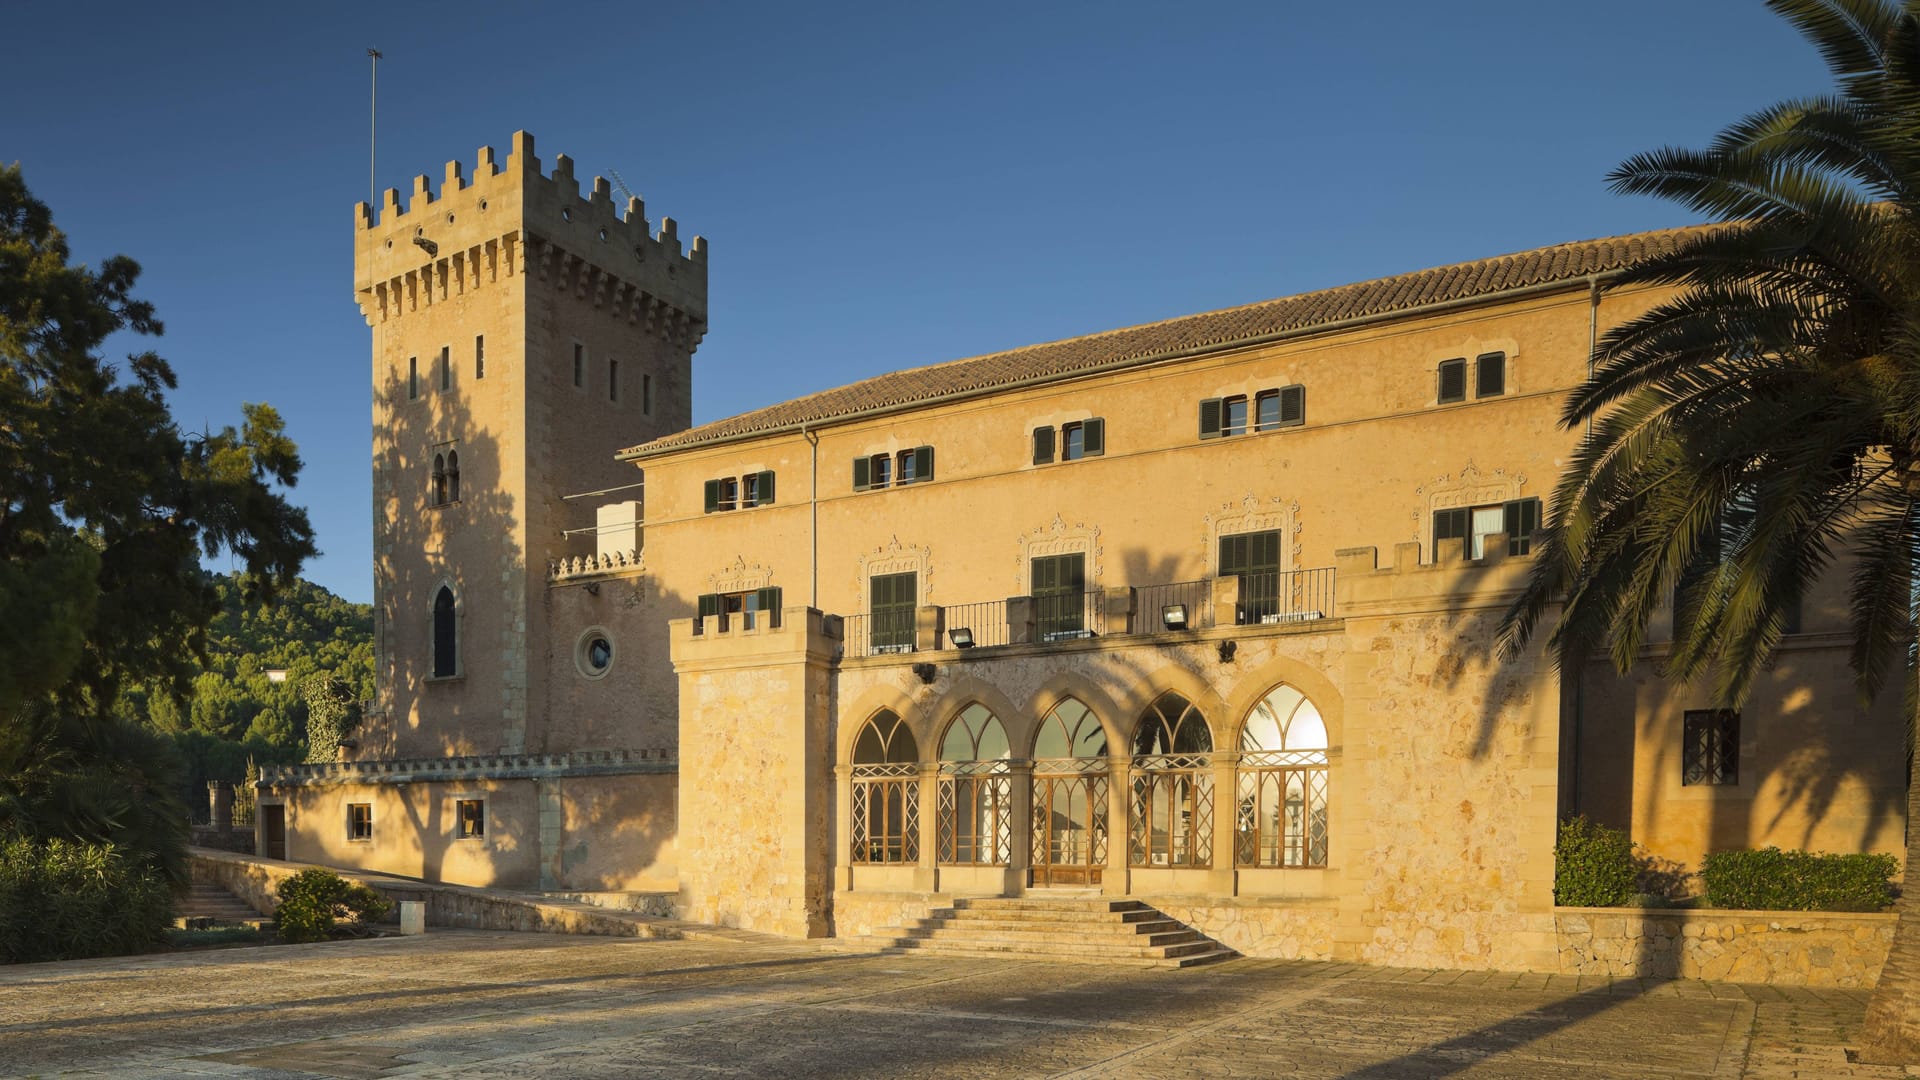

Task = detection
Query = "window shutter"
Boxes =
[1032,426,1055,465]
[1278,385,1305,427]
[853,456,870,491]
[914,445,933,482]
[698,593,719,619]
[703,479,720,513]
[1503,497,1541,555]
[755,587,782,621]
[1198,398,1223,439]
[1476,352,1506,398]
[1081,417,1104,456]
[1437,360,1467,403]
[757,470,775,505]
[1433,508,1469,543]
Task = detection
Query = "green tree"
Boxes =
[0,163,316,881]
[1499,1,1920,1061]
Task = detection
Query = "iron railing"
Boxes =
[1035,590,1104,641]
[840,614,916,658]
[942,599,1009,650]
[1234,567,1336,625]
[1133,579,1215,633]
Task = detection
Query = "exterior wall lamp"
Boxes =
[949,628,975,648]
[1162,604,1188,631]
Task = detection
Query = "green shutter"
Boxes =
[1438,360,1467,403]
[755,587,781,624]
[1199,398,1223,439]
[1433,508,1469,547]
[1031,426,1055,465]
[1081,417,1104,456]
[853,456,870,491]
[703,479,720,513]
[758,470,775,505]
[698,593,719,622]
[1476,352,1506,398]
[1503,498,1541,555]
[913,445,933,482]
[1278,385,1305,426]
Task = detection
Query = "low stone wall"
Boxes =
[189,848,686,939]
[1554,907,1895,987]
[1148,896,1342,961]
[833,891,953,939]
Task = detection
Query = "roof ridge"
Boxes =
[620,223,1713,459]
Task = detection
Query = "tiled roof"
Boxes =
[618,225,1710,459]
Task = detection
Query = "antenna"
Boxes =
[608,168,638,204]
[367,48,382,208]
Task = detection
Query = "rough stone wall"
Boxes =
[1554,908,1893,987]
[673,608,835,937]
[1149,898,1341,960]
[833,891,952,939]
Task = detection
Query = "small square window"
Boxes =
[1682,710,1739,786]
[897,449,918,484]
[1437,358,1467,404]
[1476,351,1506,398]
[347,803,372,842]
[1254,390,1281,431]
[1222,396,1248,437]
[718,476,738,511]
[1060,418,1104,460]
[870,454,892,489]
[456,799,485,840]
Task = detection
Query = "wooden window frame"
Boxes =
[455,797,486,840]
[347,803,373,843]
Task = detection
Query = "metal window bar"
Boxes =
[1037,590,1105,642]
[1127,754,1214,869]
[938,761,1012,865]
[1133,579,1214,633]
[849,763,919,864]
[1235,567,1336,625]
[1234,750,1328,868]
[231,783,257,828]
[943,599,1009,650]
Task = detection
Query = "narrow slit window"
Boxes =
[643,373,652,414]
[474,335,485,379]
[609,359,620,402]
[440,346,450,391]
[573,343,584,388]
[408,357,418,400]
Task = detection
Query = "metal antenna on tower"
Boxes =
[367,48,383,208]
[608,168,638,204]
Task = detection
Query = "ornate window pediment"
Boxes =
[1414,460,1527,552]
[708,556,773,595]
[855,535,933,601]
[1015,514,1102,592]
[1203,493,1300,573]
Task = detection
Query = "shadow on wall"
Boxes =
[1434,543,1903,875]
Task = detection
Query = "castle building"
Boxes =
[257,133,1905,970]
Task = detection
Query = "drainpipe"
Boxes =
[1568,275,1603,815]
[804,422,819,608]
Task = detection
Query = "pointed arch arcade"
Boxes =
[1129,691,1214,868]
[1030,696,1110,886]
[850,710,918,864]
[936,704,1012,866]
[1236,683,1330,868]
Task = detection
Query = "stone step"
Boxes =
[896,924,1202,949]
[933,910,1180,931]
[878,942,1238,969]
[954,897,1149,914]
[910,916,1194,940]
[885,932,1219,960]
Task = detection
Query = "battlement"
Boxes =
[1333,538,1539,617]
[353,131,707,331]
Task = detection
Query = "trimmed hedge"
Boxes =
[0,838,173,963]
[274,868,391,943]
[1699,847,1897,912]
[1554,815,1638,907]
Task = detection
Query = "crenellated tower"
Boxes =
[353,131,706,758]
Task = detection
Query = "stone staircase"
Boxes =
[862,895,1236,968]
[175,877,271,931]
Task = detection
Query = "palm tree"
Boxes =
[1498,0,1920,1062]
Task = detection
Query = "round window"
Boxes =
[576,628,614,679]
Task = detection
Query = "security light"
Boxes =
[1161,604,1188,631]
[949,627,975,648]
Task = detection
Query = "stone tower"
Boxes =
[353,131,707,758]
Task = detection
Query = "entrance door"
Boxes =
[262,805,286,860]
[1031,769,1107,886]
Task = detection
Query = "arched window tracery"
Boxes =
[1030,697,1109,886]
[1236,684,1330,868]
[850,710,918,864]
[937,704,1011,866]
[432,453,448,506]
[1129,691,1214,868]
[446,451,460,502]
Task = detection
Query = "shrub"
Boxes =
[1699,847,1897,912]
[1554,815,1638,907]
[0,837,173,963]
[274,868,391,943]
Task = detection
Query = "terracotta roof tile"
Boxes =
[619,225,1710,459]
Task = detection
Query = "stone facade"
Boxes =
[288,131,1907,985]
[1554,907,1894,987]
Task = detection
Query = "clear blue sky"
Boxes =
[3,1,1827,604]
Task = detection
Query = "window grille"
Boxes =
[1683,709,1739,786]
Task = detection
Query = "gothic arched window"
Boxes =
[432,453,447,506]
[446,451,460,503]
[1129,691,1214,868]
[937,704,1011,866]
[432,586,458,678]
[1236,684,1330,868]
[850,710,918,864]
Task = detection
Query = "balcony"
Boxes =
[833,567,1336,660]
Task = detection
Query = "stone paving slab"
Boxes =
[2,931,1916,1078]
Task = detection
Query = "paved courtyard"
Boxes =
[0,931,1911,1078]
